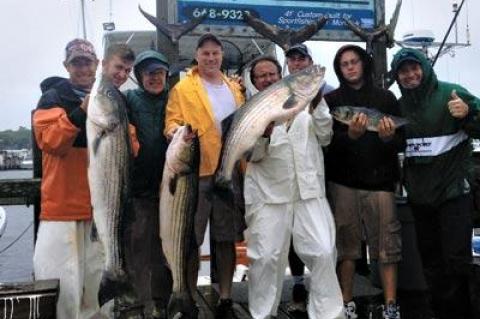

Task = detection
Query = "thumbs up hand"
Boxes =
[448,90,469,119]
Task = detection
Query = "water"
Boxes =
[0,170,215,285]
[0,169,34,283]
[473,228,480,257]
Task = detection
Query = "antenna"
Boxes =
[452,1,458,43]
[432,0,465,66]
[465,0,470,45]
[103,0,115,31]
[80,0,87,39]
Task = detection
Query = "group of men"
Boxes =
[33,31,479,319]
[33,39,172,318]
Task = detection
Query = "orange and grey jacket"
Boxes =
[165,67,245,176]
[33,77,92,221]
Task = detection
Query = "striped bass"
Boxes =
[331,106,409,131]
[215,64,325,187]
[159,125,200,319]
[87,73,136,307]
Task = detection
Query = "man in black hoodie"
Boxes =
[324,45,405,319]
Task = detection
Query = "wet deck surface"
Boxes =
[0,260,477,318]
[196,259,480,319]
[196,275,391,319]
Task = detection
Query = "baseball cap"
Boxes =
[65,39,97,64]
[196,33,223,49]
[142,61,169,74]
[395,50,422,67]
[285,43,312,59]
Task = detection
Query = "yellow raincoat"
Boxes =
[165,67,245,176]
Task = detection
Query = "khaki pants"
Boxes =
[328,182,402,263]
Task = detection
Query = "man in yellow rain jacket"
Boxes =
[165,33,245,318]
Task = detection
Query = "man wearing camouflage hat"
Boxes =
[32,38,104,319]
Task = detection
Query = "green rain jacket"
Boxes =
[125,50,169,199]
[391,48,480,206]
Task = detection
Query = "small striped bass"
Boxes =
[215,64,326,187]
[331,106,409,131]
[159,125,200,319]
[87,72,136,307]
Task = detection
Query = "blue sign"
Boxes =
[177,0,376,31]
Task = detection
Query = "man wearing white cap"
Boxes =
[284,42,336,313]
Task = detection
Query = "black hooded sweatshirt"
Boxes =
[324,45,405,191]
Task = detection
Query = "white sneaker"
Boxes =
[344,300,358,319]
[382,302,401,319]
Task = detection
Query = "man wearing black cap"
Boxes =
[125,50,172,319]
[324,45,405,319]
[165,33,245,318]
[284,42,335,313]
[391,47,480,319]
[286,43,335,93]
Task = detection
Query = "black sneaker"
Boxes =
[287,284,308,313]
[215,298,235,319]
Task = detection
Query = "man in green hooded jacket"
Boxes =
[391,47,480,319]
[124,50,172,318]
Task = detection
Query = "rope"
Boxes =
[0,222,33,255]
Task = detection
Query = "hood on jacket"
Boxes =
[40,76,68,93]
[333,44,374,88]
[390,48,437,97]
[133,50,169,90]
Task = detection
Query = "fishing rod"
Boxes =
[431,0,465,67]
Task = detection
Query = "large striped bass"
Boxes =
[87,73,136,307]
[159,125,200,319]
[215,64,325,187]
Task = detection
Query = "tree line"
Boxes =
[0,127,32,150]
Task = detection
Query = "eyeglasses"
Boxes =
[340,58,361,68]
[254,72,279,80]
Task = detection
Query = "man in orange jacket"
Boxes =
[33,39,103,319]
[33,40,139,319]
[165,33,245,318]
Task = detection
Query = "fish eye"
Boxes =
[106,90,114,99]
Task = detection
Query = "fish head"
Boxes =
[88,73,124,130]
[286,64,325,101]
[167,125,200,174]
[331,106,355,122]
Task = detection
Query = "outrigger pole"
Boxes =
[431,0,465,67]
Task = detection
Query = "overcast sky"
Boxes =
[0,0,478,130]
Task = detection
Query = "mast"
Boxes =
[80,0,87,39]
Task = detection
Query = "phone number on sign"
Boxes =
[190,7,251,20]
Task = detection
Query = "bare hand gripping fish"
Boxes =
[215,65,326,188]
[331,106,408,132]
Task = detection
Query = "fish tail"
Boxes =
[213,173,230,190]
[98,270,137,307]
[167,291,198,319]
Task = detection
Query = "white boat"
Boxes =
[0,206,7,238]
[20,159,33,170]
